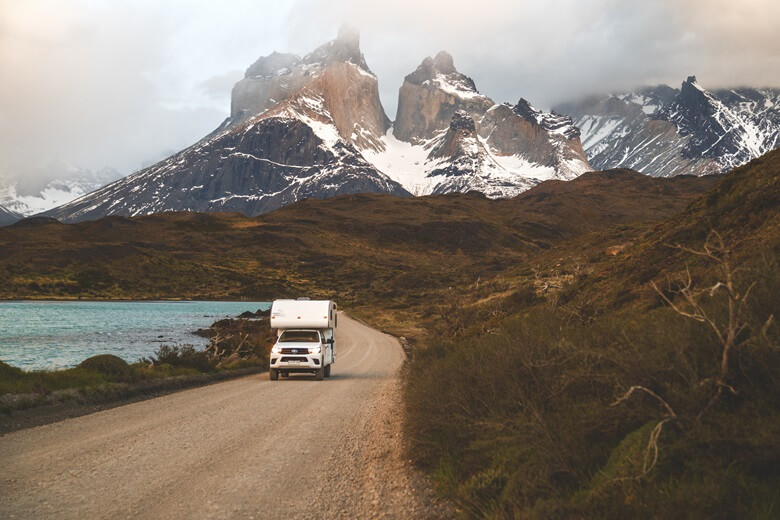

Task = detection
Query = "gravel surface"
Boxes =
[0,315,455,519]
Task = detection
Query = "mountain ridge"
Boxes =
[0,160,725,300]
[556,77,780,177]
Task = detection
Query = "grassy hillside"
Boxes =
[0,170,716,322]
[404,152,779,517]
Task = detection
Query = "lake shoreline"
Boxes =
[1,310,274,434]
[0,300,271,370]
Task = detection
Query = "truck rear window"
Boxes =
[278,331,320,343]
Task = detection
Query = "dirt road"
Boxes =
[0,315,453,519]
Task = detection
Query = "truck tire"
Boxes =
[315,367,324,381]
[269,369,278,381]
[324,364,331,378]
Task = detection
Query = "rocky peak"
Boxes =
[394,52,491,143]
[337,24,360,49]
[427,111,479,160]
[404,50,477,93]
[659,75,716,138]
[230,25,382,127]
[244,52,300,79]
[302,23,370,72]
[432,51,456,74]
[679,75,706,100]
[512,98,539,124]
[448,110,476,133]
[429,111,483,165]
[428,111,483,169]
[512,98,580,140]
[560,75,779,177]
[231,25,390,153]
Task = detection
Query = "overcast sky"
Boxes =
[1,0,779,177]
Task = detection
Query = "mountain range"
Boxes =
[556,77,780,177]
[44,27,591,223]
[0,163,122,223]
[0,26,771,224]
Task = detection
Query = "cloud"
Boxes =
[284,0,780,112]
[0,0,778,180]
[198,70,244,101]
[0,1,236,175]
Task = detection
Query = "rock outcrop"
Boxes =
[394,51,493,144]
[425,111,535,196]
[230,26,390,152]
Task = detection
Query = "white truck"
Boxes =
[268,299,337,381]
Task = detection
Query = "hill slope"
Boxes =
[403,149,779,517]
[0,169,718,302]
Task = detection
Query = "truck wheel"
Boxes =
[269,369,278,381]
[315,367,324,381]
[324,364,331,378]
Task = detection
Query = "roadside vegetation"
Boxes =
[405,252,777,517]
[403,154,779,517]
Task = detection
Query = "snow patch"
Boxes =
[361,128,437,195]
[431,73,485,101]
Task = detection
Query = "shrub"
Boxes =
[404,285,779,517]
[0,360,24,380]
[0,367,109,396]
[78,354,134,382]
[145,345,215,373]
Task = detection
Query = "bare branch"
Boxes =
[654,230,765,416]
[611,385,677,419]
[611,386,677,481]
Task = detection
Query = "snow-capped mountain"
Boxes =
[556,77,780,177]
[0,164,122,217]
[364,52,591,197]
[47,28,591,222]
[47,26,408,223]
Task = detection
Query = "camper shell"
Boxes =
[268,299,337,381]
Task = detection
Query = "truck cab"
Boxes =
[268,299,337,381]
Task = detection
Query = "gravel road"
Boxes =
[0,315,454,519]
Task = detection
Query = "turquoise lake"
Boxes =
[0,301,270,370]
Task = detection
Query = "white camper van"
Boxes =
[268,299,337,381]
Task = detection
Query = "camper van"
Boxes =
[268,299,337,381]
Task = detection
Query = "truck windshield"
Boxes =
[278,331,320,343]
